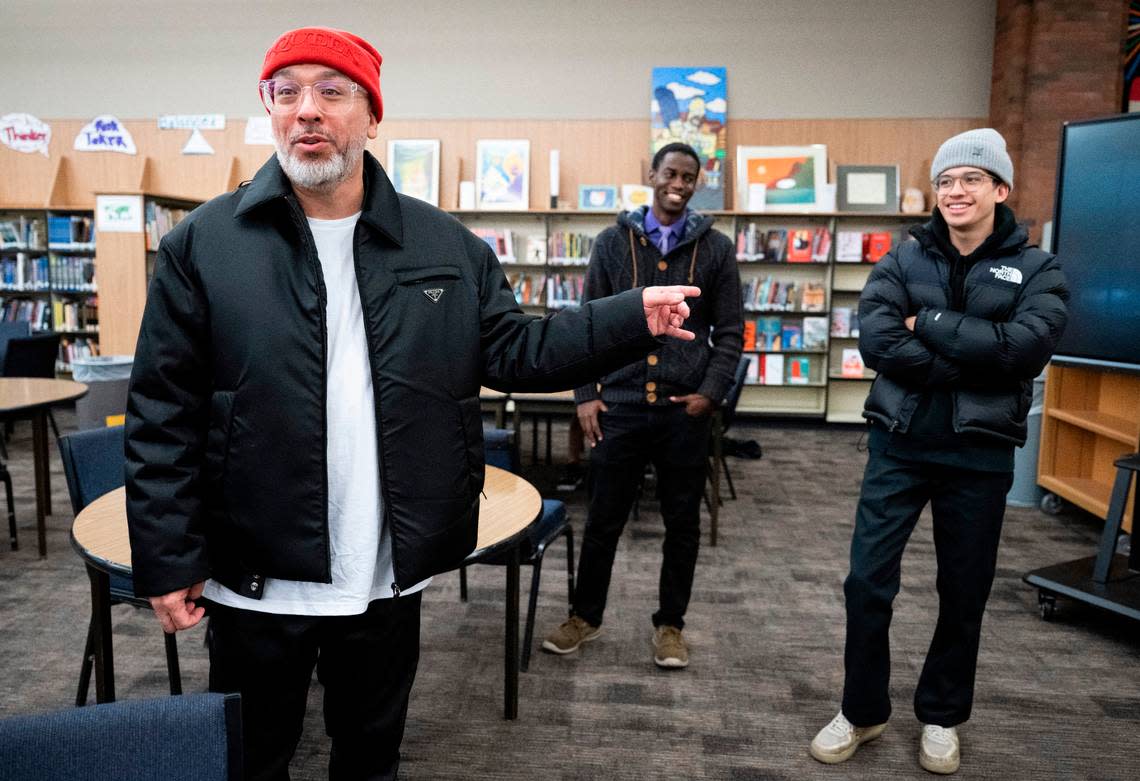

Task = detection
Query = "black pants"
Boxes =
[573,403,712,630]
[206,592,422,781]
[842,449,1012,728]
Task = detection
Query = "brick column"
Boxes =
[989,0,1130,242]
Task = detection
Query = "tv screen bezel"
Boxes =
[1048,113,1140,376]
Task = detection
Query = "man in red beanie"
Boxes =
[125,26,703,781]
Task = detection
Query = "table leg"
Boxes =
[85,564,115,703]
[31,410,48,558]
[504,549,519,720]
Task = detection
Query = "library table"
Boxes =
[71,465,542,718]
[0,377,87,557]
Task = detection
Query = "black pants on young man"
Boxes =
[573,403,712,630]
[841,449,1012,728]
[206,592,422,781]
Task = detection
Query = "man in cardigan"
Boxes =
[542,142,743,669]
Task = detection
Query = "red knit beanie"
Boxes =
[260,27,383,121]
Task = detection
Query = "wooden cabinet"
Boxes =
[1038,364,1140,531]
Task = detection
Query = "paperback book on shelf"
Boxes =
[762,353,784,385]
[830,307,852,337]
[786,355,811,384]
[841,348,866,378]
[835,230,864,262]
[802,316,829,350]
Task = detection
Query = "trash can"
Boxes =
[1007,372,1047,507]
[71,355,134,430]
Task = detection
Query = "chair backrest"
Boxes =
[482,425,520,473]
[58,425,126,515]
[0,321,32,369]
[0,693,242,781]
[720,355,751,434]
[2,332,61,378]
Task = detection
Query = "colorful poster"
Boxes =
[475,139,529,211]
[650,67,727,210]
[74,116,137,155]
[736,145,828,212]
[0,113,51,156]
[388,139,441,206]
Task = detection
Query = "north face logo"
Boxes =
[989,265,1023,284]
[423,288,444,303]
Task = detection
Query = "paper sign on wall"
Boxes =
[244,117,274,145]
[182,128,215,155]
[158,114,225,130]
[96,195,143,233]
[74,116,137,154]
[0,113,51,156]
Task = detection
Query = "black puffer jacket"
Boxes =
[573,207,742,406]
[858,215,1068,445]
[126,153,659,598]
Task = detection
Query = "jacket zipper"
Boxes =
[347,223,401,597]
[286,195,334,584]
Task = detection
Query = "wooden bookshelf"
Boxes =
[1038,364,1140,530]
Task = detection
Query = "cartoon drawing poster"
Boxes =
[651,67,727,210]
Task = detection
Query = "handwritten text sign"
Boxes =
[74,116,137,155]
[158,114,225,130]
[0,113,51,156]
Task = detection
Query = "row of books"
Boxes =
[54,297,99,332]
[506,272,545,306]
[742,276,826,312]
[835,230,894,263]
[0,215,46,249]
[736,225,831,263]
[0,297,53,331]
[548,232,594,265]
[473,227,519,262]
[743,353,814,385]
[59,336,100,370]
[743,316,830,352]
[546,273,584,308]
[830,307,861,338]
[0,254,98,292]
[145,202,195,251]
[47,215,95,249]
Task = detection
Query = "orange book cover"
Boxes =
[742,320,757,351]
[786,229,813,262]
[866,231,892,263]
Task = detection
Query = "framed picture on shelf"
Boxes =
[735,145,828,213]
[475,139,530,211]
[578,185,619,211]
[387,139,440,207]
[836,164,899,212]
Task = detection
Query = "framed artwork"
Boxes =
[387,139,440,206]
[651,66,727,210]
[736,145,828,213]
[475,139,530,211]
[836,164,899,212]
[578,185,618,211]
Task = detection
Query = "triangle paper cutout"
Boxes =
[182,128,215,155]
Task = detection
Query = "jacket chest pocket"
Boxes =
[389,265,471,383]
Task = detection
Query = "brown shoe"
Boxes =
[542,615,601,655]
[652,625,689,668]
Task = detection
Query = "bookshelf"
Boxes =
[1037,364,1139,531]
[95,193,202,355]
[0,207,99,371]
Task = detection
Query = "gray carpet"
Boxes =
[1,410,1137,780]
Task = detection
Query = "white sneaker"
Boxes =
[810,711,887,764]
[919,724,960,774]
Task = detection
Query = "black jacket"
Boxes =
[858,212,1068,445]
[126,153,659,598]
[573,207,743,406]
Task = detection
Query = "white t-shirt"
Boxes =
[203,212,429,614]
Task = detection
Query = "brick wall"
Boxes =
[989,0,1129,243]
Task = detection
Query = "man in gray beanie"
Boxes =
[810,128,1068,774]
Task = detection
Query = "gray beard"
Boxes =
[275,136,366,192]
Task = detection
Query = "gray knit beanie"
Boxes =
[930,128,1014,189]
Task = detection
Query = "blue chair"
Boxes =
[0,693,242,781]
[710,354,753,502]
[460,426,575,672]
[59,425,182,706]
[3,331,64,440]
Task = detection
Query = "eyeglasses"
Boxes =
[932,172,996,193]
[258,79,363,115]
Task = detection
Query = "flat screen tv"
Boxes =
[1049,113,1140,374]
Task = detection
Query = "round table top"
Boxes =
[71,465,542,574]
[0,377,88,413]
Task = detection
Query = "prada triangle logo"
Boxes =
[423,288,444,303]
